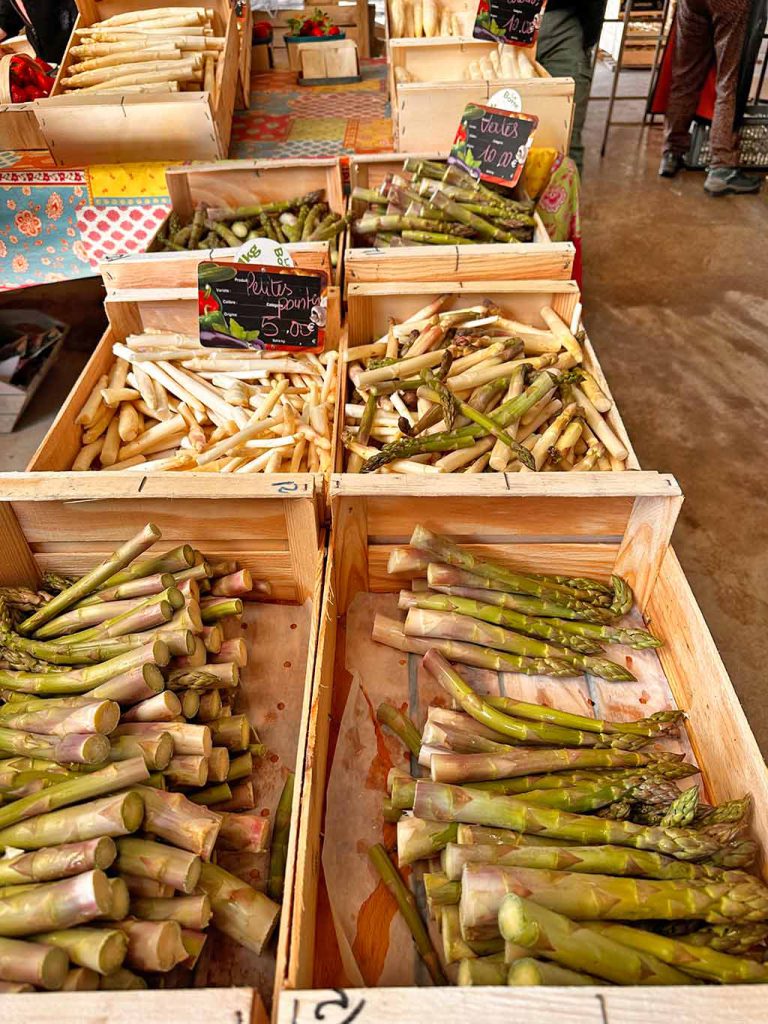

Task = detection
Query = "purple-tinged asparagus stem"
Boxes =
[428,748,668,784]
[32,927,127,975]
[116,837,201,894]
[200,598,243,624]
[158,605,203,635]
[115,918,187,973]
[135,785,221,859]
[216,811,270,854]
[173,637,207,669]
[34,588,181,641]
[0,837,116,886]
[0,980,34,991]
[0,700,120,737]
[121,691,182,723]
[196,862,280,955]
[209,714,249,751]
[78,572,176,607]
[109,732,173,771]
[189,783,232,806]
[114,721,212,756]
[211,570,253,597]
[168,662,239,691]
[207,747,229,782]
[397,818,459,866]
[197,691,223,723]
[180,689,200,719]
[0,756,149,831]
[18,524,161,636]
[387,547,431,575]
[211,780,255,812]
[131,894,212,930]
[0,791,144,850]
[201,626,223,655]
[0,869,113,936]
[87,663,165,704]
[62,966,100,990]
[210,638,248,667]
[44,591,181,647]
[121,875,173,899]
[165,755,209,788]
[0,935,69,989]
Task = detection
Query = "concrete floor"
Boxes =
[1,66,767,752]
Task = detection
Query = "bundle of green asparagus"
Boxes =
[370,653,768,988]
[150,189,349,262]
[351,159,536,248]
[372,525,653,681]
[0,524,291,992]
[342,294,628,473]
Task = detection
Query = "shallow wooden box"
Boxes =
[27,287,341,490]
[392,68,575,155]
[101,159,346,292]
[269,4,369,66]
[0,472,325,1023]
[334,280,639,476]
[0,35,49,151]
[278,475,768,1022]
[346,152,575,284]
[34,0,239,166]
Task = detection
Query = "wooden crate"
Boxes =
[0,471,324,1022]
[27,287,341,482]
[100,159,346,291]
[346,152,575,283]
[237,0,253,108]
[34,0,239,166]
[0,312,68,434]
[335,280,638,473]
[383,0,479,40]
[269,4,370,66]
[278,475,768,1022]
[393,73,575,155]
[296,39,360,83]
[0,35,48,151]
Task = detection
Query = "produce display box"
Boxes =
[268,4,370,66]
[346,153,575,283]
[34,0,239,166]
[0,310,68,434]
[278,475,768,1022]
[0,35,49,152]
[26,286,341,491]
[100,159,346,291]
[0,472,325,1022]
[334,280,639,474]
[392,70,575,155]
[383,0,480,41]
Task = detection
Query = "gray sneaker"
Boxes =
[704,168,763,195]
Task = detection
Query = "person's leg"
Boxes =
[536,9,593,173]
[707,0,750,167]
[663,0,715,157]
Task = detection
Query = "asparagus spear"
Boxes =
[0,837,116,885]
[457,954,508,985]
[681,921,768,954]
[376,702,421,757]
[99,966,147,989]
[116,838,201,894]
[62,966,99,990]
[413,781,721,860]
[0,791,144,850]
[461,863,768,935]
[442,842,723,882]
[498,894,694,984]
[268,772,295,901]
[506,957,602,986]
[427,747,677,785]
[0,870,113,936]
[196,862,280,955]
[0,726,109,766]
[368,843,446,985]
[484,696,684,738]
[423,872,461,907]
[441,904,504,964]
[32,927,127,975]
[396,818,459,866]
[586,921,768,983]
[0,935,69,989]
[130,894,212,930]
[115,918,187,972]
[661,786,699,827]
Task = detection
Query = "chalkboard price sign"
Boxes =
[473,0,547,46]
[448,103,538,188]
[197,262,327,352]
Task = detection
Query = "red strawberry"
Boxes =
[329,25,340,35]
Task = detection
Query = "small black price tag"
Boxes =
[448,103,538,188]
[197,262,327,352]
[473,0,547,46]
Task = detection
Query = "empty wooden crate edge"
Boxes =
[276,476,768,1021]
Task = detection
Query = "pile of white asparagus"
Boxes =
[343,295,630,473]
[60,7,225,97]
[388,0,474,37]
[394,45,544,84]
[70,331,337,474]
[0,524,292,992]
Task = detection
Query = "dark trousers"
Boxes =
[664,0,751,167]
[537,8,595,173]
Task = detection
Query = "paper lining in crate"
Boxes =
[335,280,638,476]
[33,0,239,166]
[27,287,340,483]
[0,472,324,1021]
[345,152,575,283]
[100,159,347,293]
[278,475,768,1022]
